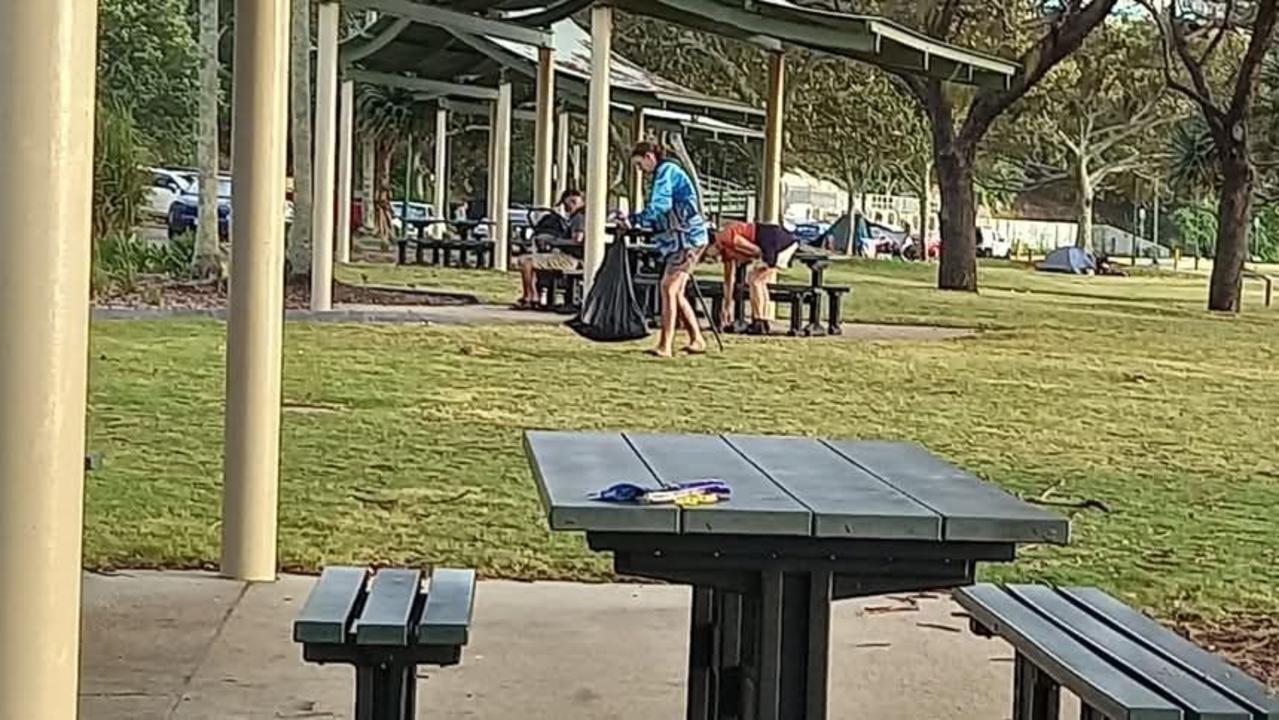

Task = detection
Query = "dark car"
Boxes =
[167,176,231,240]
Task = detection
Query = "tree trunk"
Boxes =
[1075,158,1094,250]
[1209,135,1253,312]
[934,142,979,291]
[192,0,223,279]
[373,140,394,247]
[360,136,375,232]
[285,0,313,283]
[917,159,933,261]
[843,175,858,256]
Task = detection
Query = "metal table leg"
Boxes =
[688,586,716,720]
[748,570,832,720]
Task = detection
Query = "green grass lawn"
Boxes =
[89,259,1279,619]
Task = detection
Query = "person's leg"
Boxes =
[519,258,538,303]
[748,265,768,320]
[673,271,706,352]
[655,269,679,357]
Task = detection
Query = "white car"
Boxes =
[144,167,195,221]
[976,227,1012,259]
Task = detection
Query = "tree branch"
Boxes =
[1138,0,1221,115]
[1228,0,1279,122]
[961,0,1120,146]
[1196,0,1235,67]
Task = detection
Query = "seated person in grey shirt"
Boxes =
[515,189,585,308]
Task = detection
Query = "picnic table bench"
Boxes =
[525,431,1068,720]
[957,584,1279,720]
[396,219,496,268]
[293,566,477,720]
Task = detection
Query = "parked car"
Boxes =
[976,226,1012,259]
[868,220,909,256]
[167,175,231,240]
[144,167,195,221]
[167,175,294,240]
[792,221,831,246]
[389,201,435,234]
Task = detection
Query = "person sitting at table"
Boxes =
[513,189,585,309]
[709,221,799,334]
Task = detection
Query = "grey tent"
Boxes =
[812,214,851,252]
[1038,246,1095,274]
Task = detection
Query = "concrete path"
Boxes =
[81,571,1035,720]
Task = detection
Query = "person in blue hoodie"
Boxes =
[629,141,709,357]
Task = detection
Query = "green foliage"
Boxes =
[984,19,1176,198]
[1172,200,1279,261]
[788,55,930,197]
[356,84,430,151]
[92,232,196,296]
[93,102,150,240]
[1172,201,1217,255]
[97,0,200,164]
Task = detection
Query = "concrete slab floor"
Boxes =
[80,572,1042,720]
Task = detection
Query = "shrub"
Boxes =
[92,102,149,240]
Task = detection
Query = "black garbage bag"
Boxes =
[567,238,649,342]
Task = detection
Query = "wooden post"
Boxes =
[761,51,786,224]
[534,47,556,207]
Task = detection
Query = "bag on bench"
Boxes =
[568,235,648,342]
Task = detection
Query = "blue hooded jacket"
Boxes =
[630,160,708,257]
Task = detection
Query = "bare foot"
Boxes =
[682,339,707,355]
[645,347,673,358]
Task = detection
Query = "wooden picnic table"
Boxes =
[525,431,1068,720]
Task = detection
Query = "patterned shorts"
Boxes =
[662,246,703,278]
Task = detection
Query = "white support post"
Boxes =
[534,46,556,208]
[0,1,96,717]
[630,110,646,212]
[572,143,583,197]
[555,109,570,198]
[583,4,613,292]
[486,102,497,220]
[222,0,289,583]
[336,78,355,264]
[762,51,786,225]
[493,81,513,271]
[310,1,339,310]
[434,106,448,218]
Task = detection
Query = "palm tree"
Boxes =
[355,84,430,246]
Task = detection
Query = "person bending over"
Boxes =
[744,223,799,334]
[628,141,708,357]
[709,220,759,329]
[514,189,585,308]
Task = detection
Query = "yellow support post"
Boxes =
[0,2,97,717]
[222,0,289,583]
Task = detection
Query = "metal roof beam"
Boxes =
[341,17,412,65]
[440,97,536,123]
[348,69,499,99]
[344,0,554,48]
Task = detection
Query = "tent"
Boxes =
[1038,246,1095,274]
[811,214,851,251]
